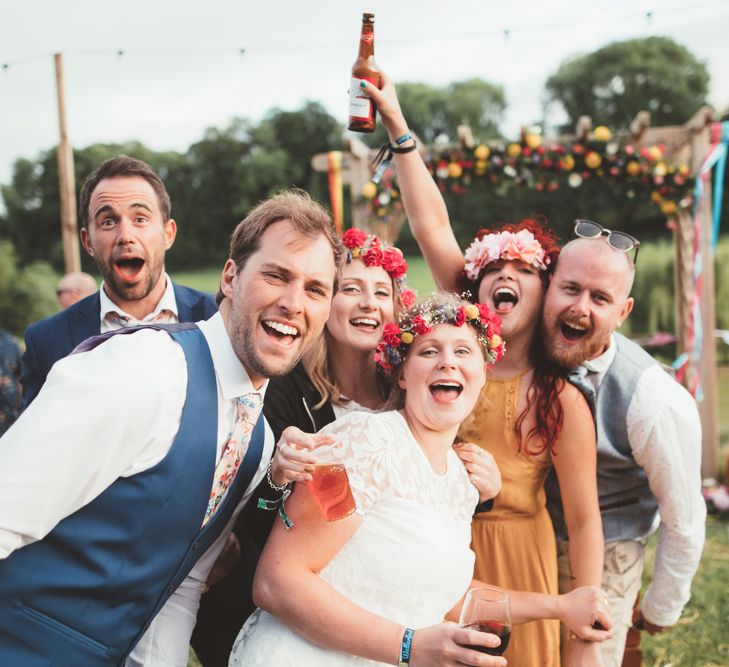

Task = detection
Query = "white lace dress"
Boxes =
[229,410,478,666]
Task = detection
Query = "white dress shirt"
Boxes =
[0,312,273,665]
[99,272,179,332]
[585,335,706,627]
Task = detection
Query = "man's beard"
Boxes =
[96,257,160,303]
[228,303,306,380]
[541,317,607,369]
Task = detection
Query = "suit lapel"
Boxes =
[69,292,101,346]
[173,283,198,322]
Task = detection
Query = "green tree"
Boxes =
[362,79,505,147]
[545,36,709,131]
[0,239,58,337]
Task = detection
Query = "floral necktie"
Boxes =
[202,392,263,527]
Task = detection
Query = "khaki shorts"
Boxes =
[557,540,645,667]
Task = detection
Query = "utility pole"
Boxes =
[54,53,80,273]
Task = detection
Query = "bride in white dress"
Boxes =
[230,294,611,667]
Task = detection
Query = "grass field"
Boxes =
[180,261,728,667]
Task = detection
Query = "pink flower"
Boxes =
[454,307,466,326]
[501,229,547,269]
[342,228,368,249]
[463,233,507,280]
[399,289,416,308]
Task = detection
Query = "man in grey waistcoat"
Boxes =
[543,227,706,667]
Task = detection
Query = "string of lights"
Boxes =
[2,0,727,71]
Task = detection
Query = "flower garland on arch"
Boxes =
[360,126,694,222]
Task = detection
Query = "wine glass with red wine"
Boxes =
[459,588,512,656]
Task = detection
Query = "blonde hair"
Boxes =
[305,257,402,409]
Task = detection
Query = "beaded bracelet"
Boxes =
[399,627,414,666]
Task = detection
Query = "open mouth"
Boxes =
[429,381,463,402]
[262,320,300,346]
[350,317,379,332]
[113,257,145,281]
[560,321,589,341]
[492,287,519,314]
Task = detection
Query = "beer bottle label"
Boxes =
[349,76,377,121]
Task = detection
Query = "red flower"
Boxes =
[342,228,368,249]
[454,307,466,327]
[382,247,407,277]
[383,322,402,346]
[362,246,384,267]
[477,304,502,335]
[411,315,432,335]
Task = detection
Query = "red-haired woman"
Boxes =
[361,75,603,666]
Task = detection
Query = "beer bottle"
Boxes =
[348,12,380,133]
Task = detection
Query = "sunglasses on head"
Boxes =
[573,219,640,263]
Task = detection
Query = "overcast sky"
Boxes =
[1,0,728,191]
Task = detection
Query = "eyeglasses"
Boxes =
[573,219,640,263]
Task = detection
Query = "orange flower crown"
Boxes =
[342,228,415,308]
[374,295,505,375]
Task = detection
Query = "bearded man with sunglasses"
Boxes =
[542,221,706,667]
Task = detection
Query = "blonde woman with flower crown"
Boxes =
[360,75,604,667]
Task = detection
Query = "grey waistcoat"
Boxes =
[546,333,660,543]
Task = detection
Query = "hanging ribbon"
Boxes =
[710,121,729,248]
[327,151,344,236]
[677,122,726,398]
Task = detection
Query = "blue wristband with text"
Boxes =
[399,627,414,666]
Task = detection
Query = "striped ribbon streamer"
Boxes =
[327,151,344,236]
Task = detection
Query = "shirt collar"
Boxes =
[197,312,269,400]
[99,272,178,323]
[582,334,617,376]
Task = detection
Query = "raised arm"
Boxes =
[361,74,465,292]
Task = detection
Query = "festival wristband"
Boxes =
[399,627,414,666]
[371,140,418,184]
[394,132,413,146]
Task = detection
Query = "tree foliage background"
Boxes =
[0,36,721,339]
[545,36,710,131]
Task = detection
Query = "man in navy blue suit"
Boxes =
[20,155,218,408]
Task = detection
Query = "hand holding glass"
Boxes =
[306,440,356,521]
[459,587,512,656]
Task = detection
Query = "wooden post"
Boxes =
[688,117,719,478]
[54,53,80,273]
[312,136,412,244]
[629,107,718,478]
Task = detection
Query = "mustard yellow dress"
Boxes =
[459,374,560,667]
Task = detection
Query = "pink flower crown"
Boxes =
[342,227,415,308]
[463,229,550,281]
[374,295,505,375]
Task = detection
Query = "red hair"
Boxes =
[459,217,565,456]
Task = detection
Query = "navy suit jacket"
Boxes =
[20,283,218,409]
